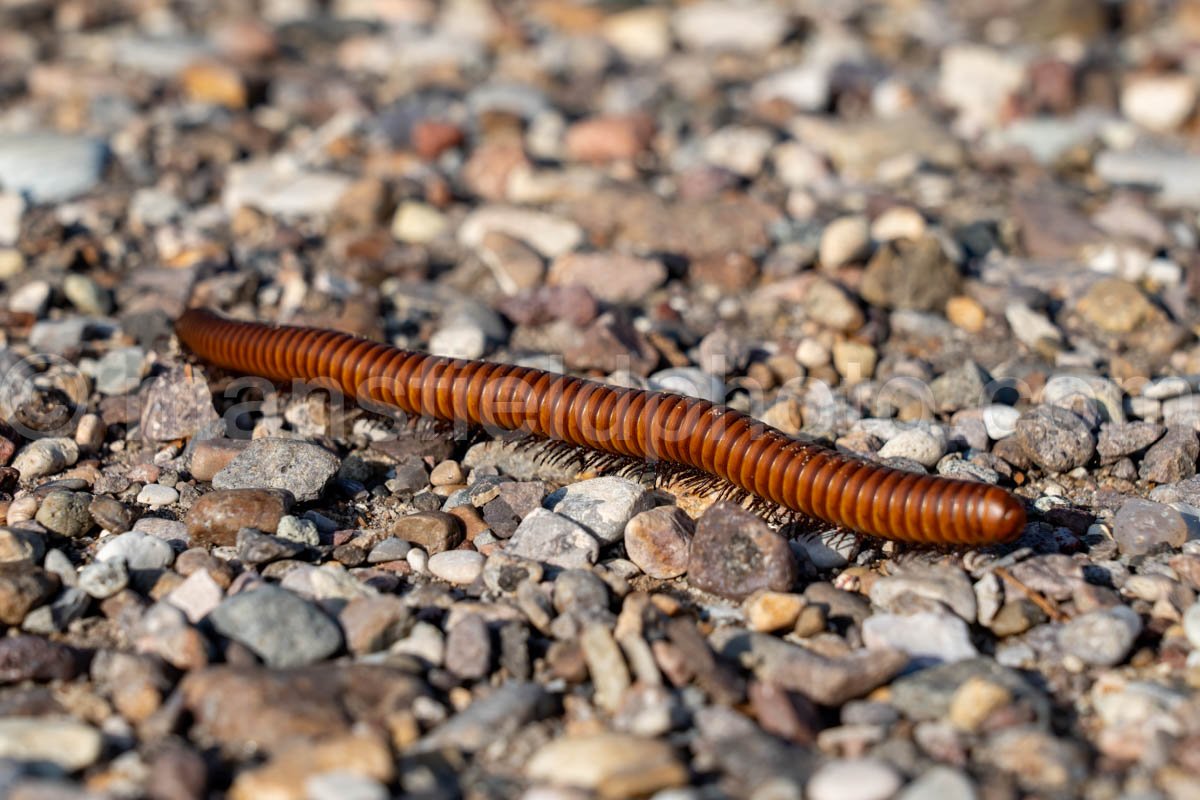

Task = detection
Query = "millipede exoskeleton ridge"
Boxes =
[174,307,1026,546]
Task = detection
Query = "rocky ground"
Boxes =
[1,0,1200,798]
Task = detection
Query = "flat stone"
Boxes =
[506,508,601,569]
[720,630,906,706]
[223,159,352,217]
[1097,421,1165,464]
[0,527,45,564]
[213,438,340,502]
[181,663,427,754]
[862,612,978,664]
[427,550,485,585]
[186,488,292,548]
[0,717,101,771]
[548,252,667,304]
[389,511,463,554]
[12,438,78,481]
[0,564,59,625]
[444,612,491,680]
[140,367,220,442]
[807,758,901,800]
[545,477,655,545]
[458,205,583,258]
[1140,427,1199,483]
[417,681,548,752]
[0,133,107,203]
[861,234,961,312]
[96,530,176,571]
[525,733,687,797]
[35,490,93,538]
[0,635,80,683]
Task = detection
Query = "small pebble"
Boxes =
[427,550,485,585]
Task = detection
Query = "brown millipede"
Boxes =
[174,307,1026,546]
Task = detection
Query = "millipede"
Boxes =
[174,307,1027,547]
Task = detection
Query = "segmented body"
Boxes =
[175,308,1026,546]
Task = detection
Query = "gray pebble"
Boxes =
[12,438,79,481]
[94,347,146,396]
[1113,498,1191,556]
[212,438,340,502]
[982,404,1020,439]
[1015,406,1095,473]
[367,537,412,563]
[78,559,129,599]
[896,766,976,800]
[648,367,726,403]
[236,527,306,566]
[427,550,485,585]
[139,367,220,443]
[276,515,320,547]
[208,585,343,667]
[861,612,978,664]
[137,484,179,508]
[1097,421,1165,464]
[0,133,107,202]
[545,476,655,545]
[1139,427,1199,483]
[35,490,93,538]
[877,428,946,468]
[506,508,600,568]
[305,773,388,800]
[1058,605,1142,666]
[931,360,989,413]
[62,274,111,316]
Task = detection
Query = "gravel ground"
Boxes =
[2,0,1200,798]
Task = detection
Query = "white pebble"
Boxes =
[136,484,179,508]
[982,404,1020,439]
[427,550,485,585]
[406,547,429,575]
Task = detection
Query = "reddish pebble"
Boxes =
[412,120,465,160]
[565,113,655,162]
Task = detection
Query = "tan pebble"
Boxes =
[948,676,1012,732]
[832,339,877,384]
[743,590,806,632]
[870,206,926,242]
[189,439,248,482]
[429,460,465,486]
[946,295,987,333]
[6,495,37,524]
[228,732,393,800]
[446,505,490,541]
[74,413,105,451]
[819,215,871,270]
[179,60,247,109]
[793,604,827,637]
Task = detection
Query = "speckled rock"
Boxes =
[212,438,340,502]
[1015,406,1095,473]
[545,476,655,545]
[688,502,799,601]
